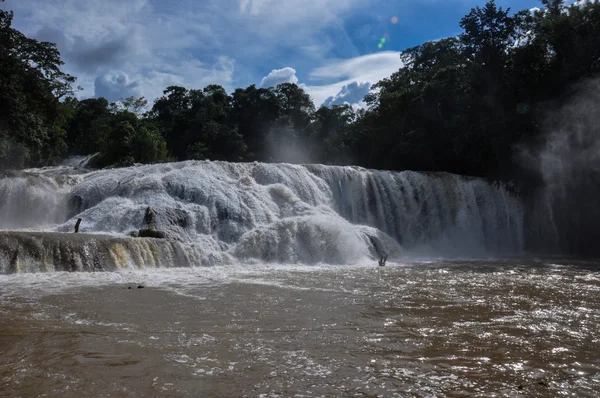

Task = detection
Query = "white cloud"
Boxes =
[309,51,403,82]
[303,52,404,107]
[94,71,142,101]
[254,52,402,108]
[3,0,391,106]
[260,67,299,88]
[3,0,234,102]
[238,0,367,25]
[322,81,372,107]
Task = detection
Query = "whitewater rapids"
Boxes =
[0,160,524,273]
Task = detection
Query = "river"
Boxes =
[2,259,599,397]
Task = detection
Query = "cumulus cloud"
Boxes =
[260,67,299,88]
[256,53,402,108]
[3,0,234,101]
[94,71,142,102]
[35,26,137,74]
[3,0,391,105]
[322,81,371,107]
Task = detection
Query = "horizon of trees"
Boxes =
[1,0,599,186]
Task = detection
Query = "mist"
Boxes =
[264,122,338,165]
[520,79,600,255]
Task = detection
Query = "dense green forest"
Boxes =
[1,0,599,181]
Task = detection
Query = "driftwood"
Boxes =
[74,218,82,233]
[378,254,388,267]
[369,236,388,267]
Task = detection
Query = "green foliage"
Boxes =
[1,0,599,176]
[93,109,169,167]
[312,105,356,164]
[356,0,600,177]
[0,1,75,168]
[66,97,110,155]
[230,85,281,160]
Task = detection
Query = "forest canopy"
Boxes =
[1,0,598,182]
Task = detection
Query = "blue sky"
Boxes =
[3,0,541,107]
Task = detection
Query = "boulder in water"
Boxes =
[138,228,167,239]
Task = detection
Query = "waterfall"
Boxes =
[0,161,525,272]
[0,171,76,230]
[0,232,221,274]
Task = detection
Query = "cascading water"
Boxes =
[0,172,75,230]
[0,160,525,273]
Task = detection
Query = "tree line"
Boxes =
[1,0,599,182]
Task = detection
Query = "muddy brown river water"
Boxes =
[1,259,600,397]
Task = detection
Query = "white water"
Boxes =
[0,160,525,272]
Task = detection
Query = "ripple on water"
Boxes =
[1,259,600,397]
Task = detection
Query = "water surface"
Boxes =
[1,259,599,397]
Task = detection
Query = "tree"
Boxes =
[274,83,315,130]
[149,86,196,159]
[149,84,247,161]
[66,97,110,155]
[230,85,281,160]
[263,83,316,163]
[119,96,149,115]
[97,110,169,167]
[312,105,356,164]
[0,1,75,167]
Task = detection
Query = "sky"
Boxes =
[3,0,541,108]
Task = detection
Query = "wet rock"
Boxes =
[162,208,191,228]
[0,231,196,273]
[138,229,167,239]
[144,206,156,227]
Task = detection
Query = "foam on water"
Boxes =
[3,260,599,397]
[0,160,525,272]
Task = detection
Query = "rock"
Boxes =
[68,195,84,218]
[128,286,132,289]
[144,207,156,227]
[137,229,167,239]
[137,285,144,289]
